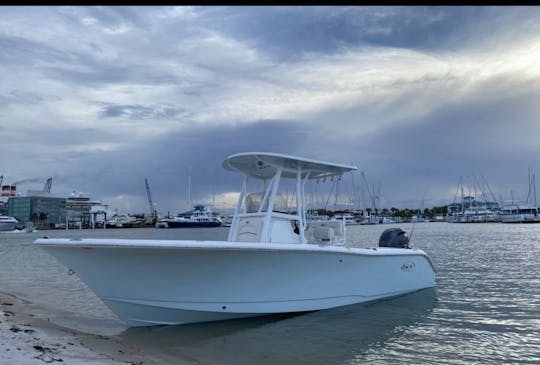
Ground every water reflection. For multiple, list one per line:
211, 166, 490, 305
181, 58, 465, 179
121, 288, 437, 365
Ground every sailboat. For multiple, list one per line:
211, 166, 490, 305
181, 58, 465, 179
445, 176, 500, 223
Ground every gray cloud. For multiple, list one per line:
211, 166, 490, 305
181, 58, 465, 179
98, 103, 189, 120
195, 6, 540, 60
351, 77, 540, 206
59, 119, 306, 197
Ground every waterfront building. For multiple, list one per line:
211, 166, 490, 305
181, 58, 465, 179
8, 196, 66, 228
0, 199, 8, 215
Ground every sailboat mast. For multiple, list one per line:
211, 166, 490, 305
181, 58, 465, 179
527, 168, 532, 205
334, 176, 339, 212
534, 172, 537, 207
460, 177, 464, 214
187, 166, 193, 209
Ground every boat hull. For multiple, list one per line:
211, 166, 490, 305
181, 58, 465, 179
500, 214, 540, 223
35, 239, 436, 327
0, 222, 18, 231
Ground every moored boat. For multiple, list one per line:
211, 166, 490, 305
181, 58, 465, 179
156, 205, 222, 228
0, 215, 21, 231
499, 201, 540, 223
499, 170, 540, 223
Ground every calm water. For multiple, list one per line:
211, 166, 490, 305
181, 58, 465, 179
0, 223, 539, 364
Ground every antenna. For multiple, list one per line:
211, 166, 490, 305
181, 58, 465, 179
409, 188, 427, 244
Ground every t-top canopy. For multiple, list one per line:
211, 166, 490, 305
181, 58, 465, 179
222, 152, 357, 180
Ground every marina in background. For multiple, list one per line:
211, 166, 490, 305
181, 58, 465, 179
1, 169, 540, 231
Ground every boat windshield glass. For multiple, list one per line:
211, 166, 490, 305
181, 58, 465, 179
246, 192, 293, 213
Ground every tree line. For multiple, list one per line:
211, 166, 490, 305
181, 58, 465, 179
315, 205, 449, 219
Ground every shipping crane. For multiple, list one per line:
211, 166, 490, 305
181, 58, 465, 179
43, 177, 52, 193
145, 177, 157, 224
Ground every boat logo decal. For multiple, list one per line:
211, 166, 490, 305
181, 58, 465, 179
401, 263, 415, 271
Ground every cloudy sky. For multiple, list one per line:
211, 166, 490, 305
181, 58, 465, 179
2, 6, 540, 214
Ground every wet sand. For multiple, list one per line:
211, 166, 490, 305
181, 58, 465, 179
0, 291, 162, 365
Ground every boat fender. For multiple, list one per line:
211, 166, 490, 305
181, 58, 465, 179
379, 228, 410, 248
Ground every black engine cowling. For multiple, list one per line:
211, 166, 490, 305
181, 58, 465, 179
379, 228, 410, 248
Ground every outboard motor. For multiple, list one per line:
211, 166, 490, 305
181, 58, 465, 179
379, 228, 410, 248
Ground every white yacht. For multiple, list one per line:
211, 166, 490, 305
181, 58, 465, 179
0, 215, 20, 231
156, 205, 222, 228
35, 152, 436, 327
499, 201, 540, 223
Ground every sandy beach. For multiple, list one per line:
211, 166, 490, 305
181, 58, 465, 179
0, 292, 157, 365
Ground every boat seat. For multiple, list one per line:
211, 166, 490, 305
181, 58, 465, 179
313, 226, 335, 241
306, 220, 346, 244
324, 221, 344, 237
235, 217, 262, 242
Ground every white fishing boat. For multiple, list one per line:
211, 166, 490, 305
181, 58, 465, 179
34, 152, 436, 327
